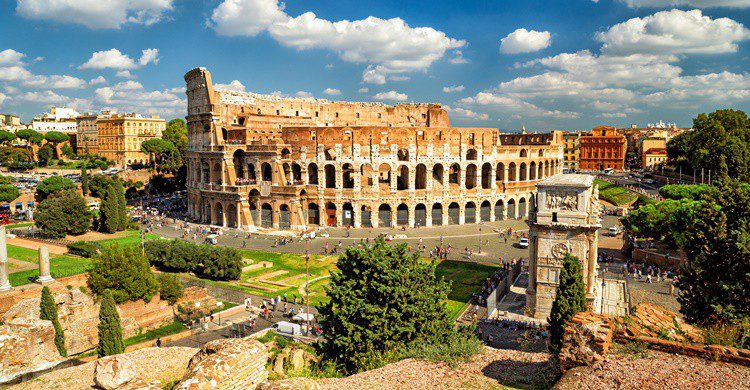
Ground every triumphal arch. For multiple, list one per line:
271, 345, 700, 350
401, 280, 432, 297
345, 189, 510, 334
526, 174, 602, 319
183, 67, 565, 231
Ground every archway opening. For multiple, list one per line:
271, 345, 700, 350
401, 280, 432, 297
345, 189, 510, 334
308, 203, 320, 225
326, 202, 337, 227
465, 164, 477, 189
342, 163, 354, 189
397, 165, 409, 191
507, 199, 517, 219
396, 204, 409, 226
261, 203, 273, 228
415, 164, 427, 190
494, 200, 505, 221
432, 164, 444, 188
415, 203, 427, 227
431, 203, 443, 226
465, 201, 477, 224
378, 204, 392, 227
325, 164, 336, 188
308, 163, 319, 185
279, 204, 291, 229
480, 200, 491, 222
342, 202, 354, 227
261, 163, 272, 182
448, 202, 460, 225
361, 205, 372, 228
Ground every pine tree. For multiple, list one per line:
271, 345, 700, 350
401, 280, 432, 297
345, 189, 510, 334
81, 166, 89, 196
548, 253, 588, 354
40, 286, 67, 357
114, 180, 128, 229
97, 289, 124, 358
99, 184, 120, 233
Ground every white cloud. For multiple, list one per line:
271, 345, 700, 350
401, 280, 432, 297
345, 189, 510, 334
597, 9, 750, 55
460, 92, 580, 119
16, 0, 175, 29
362, 65, 387, 85
0, 66, 32, 81
116, 70, 135, 78
389, 75, 410, 82
373, 90, 408, 101
618, 0, 750, 8
295, 91, 313, 98
23, 74, 87, 89
79, 48, 160, 70
94, 80, 185, 117
443, 106, 489, 120
500, 28, 552, 54
325, 64, 334, 70
0, 93, 7, 107
0, 49, 25, 67
443, 85, 465, 93
89, 76, 107, 85
213, 80, 246, 92
358, 87, 369, 93
323, 88, 341, 96
17, 90, 69, 104
449, 50, 469, 64
210, 0, 465, 82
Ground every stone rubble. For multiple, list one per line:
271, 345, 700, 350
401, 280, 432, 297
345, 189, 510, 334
93, 355, 137, 390
558, 311, 614, 371
178, 338, 268, 390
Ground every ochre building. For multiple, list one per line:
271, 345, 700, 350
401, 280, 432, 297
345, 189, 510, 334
184, 68, 565, 231
579, 126, 626, 171
97, 114, 166, 166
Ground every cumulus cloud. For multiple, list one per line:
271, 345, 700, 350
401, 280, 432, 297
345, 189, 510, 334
294, 91, 313, 98
323, 88, 341, 96
597, 9, 750, 55
23, 74, 87, 89
213, 80, 246, 92
358, 87, 369, 93
0, 93, 7, 106
94, 80, 185, 117
617, 0, 750, 8
89, 76, 107, 85
443, 85, 465, 93
500, 28, 552, 54
449, 50, 469, 64
79, 48, 160, 70
116, 70, 134, 78
460, 93, 580, 119
443, 106, 489, 120
0, 49, 25, 67
210, 0, 465, 83
362, 65, 387, 85
17, 90, 70, 104
16, 0, 175, 29
373, 90, 408, 101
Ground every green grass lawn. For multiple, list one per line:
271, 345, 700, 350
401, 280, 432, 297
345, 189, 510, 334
94, 230, 160, 247
124, 319, 188, 347
435, 260, 502, 321
5, 222, 35, 229
235, 250, 338, 299
9, 255, 90, 286
595, 179, 637, 206
8, 244, 42, 263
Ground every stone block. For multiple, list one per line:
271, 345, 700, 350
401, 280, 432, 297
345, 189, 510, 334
93, 355, 136, 390
178, 338, 268, 389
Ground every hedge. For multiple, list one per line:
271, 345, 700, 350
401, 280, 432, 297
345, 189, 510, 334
144, 240, 242, 281
67, 241, 102, 258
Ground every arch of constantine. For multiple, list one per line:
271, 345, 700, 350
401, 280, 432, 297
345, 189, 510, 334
184, 68, 565, 231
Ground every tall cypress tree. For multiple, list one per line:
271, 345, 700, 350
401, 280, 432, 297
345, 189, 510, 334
97, 289, 124, 358
39, 286, 67, 357
114, 180, 128, 229
80, 166, 89, 196
99, 184, 120, 233
548, 253, 588, 354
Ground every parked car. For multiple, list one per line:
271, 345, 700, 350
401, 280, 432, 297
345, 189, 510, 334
519, 237, 529, 249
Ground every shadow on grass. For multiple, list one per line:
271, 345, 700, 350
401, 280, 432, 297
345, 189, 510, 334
481, 356, 559, 390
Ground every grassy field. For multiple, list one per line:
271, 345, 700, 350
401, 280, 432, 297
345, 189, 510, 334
595, 179, 637, 206
9, 255, 91, 286
435, 260, 502, 321
124, 320, 188, 347
8, 244, 42, 264
94, 230, 161, 247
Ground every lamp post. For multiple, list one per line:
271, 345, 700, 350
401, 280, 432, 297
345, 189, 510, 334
216, 301, 223, 326
478, 227, 482, 254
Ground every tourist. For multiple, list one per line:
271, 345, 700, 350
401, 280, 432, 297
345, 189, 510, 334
156, 337, 162, 348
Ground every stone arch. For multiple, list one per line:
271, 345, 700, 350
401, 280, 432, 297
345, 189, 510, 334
204, 202, 211, 224
212, 162, 222, 184
508, 162, 517, 181
249, 201, 259, 226
308, 202, 320, 225
213, 201, 224, 226
279, 204, 291, 229
361, 164, 374, 187
481, 163, 492, 189
519, 197, 527, 218
397, 165, 409, 191
232, 149, 246, 180
544, 161, 550, 177
342, 202, 354, 227
361, 205, 372, 228
324, 164, 336, 188
496, 163, 505, 183
396, 204, 409, 226
282, 163, 291, 184
480, 200, 491, 222
414, 203, 427, 227
507, 198, 517, 219
397, 148, 409, 161
519, 162, 527, 181
448, 163, 460, 186
378, 163, 392, 187
342, 163, 354, 189
325, 202, 337, 227
415, 164, 427, 190
431, 203, 443, 226
325, 149, 337, 161
291, 163, 302, 183
378, 203, 392, 228
537, 161, 544, 179
448, 202, 460, 225
308, 163, 319, 185
281, 148, 291, 159
494, 199, 505, 220
247, 163, 257, 182
432, 164, 444, 188
226, 203, 238, 228
261, 203, 273, 228
520, 149, 528, 158
261, 162, 272, 182
466, 148, 477, 160
465, 164, 477, 189
201, 161, 210, 183
465, 201, 477, 223
529, 161, 537, 180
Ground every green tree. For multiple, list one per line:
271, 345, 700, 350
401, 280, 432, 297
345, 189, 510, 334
97, 289, 124, 358
36, 176, 76, 201
0, 130, 16, 146
35, 190, 92, 238
99, 183, 127, 233
141, 138, 176, 171
87, 245, 158, 304
114, 181, 128, 229
40, 286, 67, 357
548, 254, 587, 354
316, 238, 458, 374
81, 166, 89, 196
16, 129, 44, 159
44, 131, 70, 159
163, 119, 188, 162
60, 143, 75, 159
89, 174, 114, 198
157, 273, 183, 305
0, 184, 20, 203
37, 144, 54, 167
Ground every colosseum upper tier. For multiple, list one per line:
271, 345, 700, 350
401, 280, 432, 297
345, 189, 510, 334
184, 68, 564, 231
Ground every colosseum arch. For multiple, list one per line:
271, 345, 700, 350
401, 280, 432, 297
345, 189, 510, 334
342, 202, 354, 227
378, 204, 392, 227
466, 148, 477, 161
247, 163, 257, 182
308, 163, 319, 185
261, 163, 272, 182
324, 164, 336, 188
481, 163, 492, 189
448, 164, 460, 187
432, 164, 444, 188
397, 148, 409, 161
204, 202, 211, 224
279, 204, 291, 229
249, 201, 259, 226
361, 164, 374, 187
520, 149, 528, 158
448, 202, 460, 224
465, 164, 477, 189
508, 162, 517, 181
282, 163, 291, 184
226, 203, 238, 228
307, 202, 319, 225
233, 150, 246, 179
431, 203, 443, 226
496, 163, 505, 183
519, 197, 527, 217
537, 161, 544, 179
494, 199, 505, 220
397, 165, 409, 191
544, 161, 550, 177
261, 203, 273, 227
507, 198, 517, 219
415, 164, 427, 190
480, 200, 491, 222
529, 162, 537, 180
519, 162, 528, 181
361, 205, 373, 227
325, 202, 337, 226
212, 163, 222, 184
291, 163, 302, 183
281, 148, 291, 159
397, 203, 409, 226
465, 201, 477, 223
342, 163, 354, 189
378, 163, 392, 189
415, 203, 427, 227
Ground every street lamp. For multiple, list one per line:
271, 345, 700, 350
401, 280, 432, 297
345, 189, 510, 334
478, 227, 482, 254
216, 301, 223, 326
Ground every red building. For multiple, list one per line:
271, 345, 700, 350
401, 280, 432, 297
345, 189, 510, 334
579, 126, 627, 171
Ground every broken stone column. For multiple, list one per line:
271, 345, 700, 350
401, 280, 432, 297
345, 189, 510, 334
37, 245, 54, 284
0, 226, 11, 291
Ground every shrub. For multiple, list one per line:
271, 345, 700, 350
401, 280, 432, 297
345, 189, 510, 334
145, 240, 242, 281
66, 241, 102, 258
87, 245, 158, 303
158, 274, 183, 305
36, 176, 76, 201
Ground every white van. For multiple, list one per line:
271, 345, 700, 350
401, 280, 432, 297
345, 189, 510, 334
519, 237, 529, 249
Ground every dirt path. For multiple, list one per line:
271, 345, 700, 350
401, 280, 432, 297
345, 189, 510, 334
7, 237, 68, 254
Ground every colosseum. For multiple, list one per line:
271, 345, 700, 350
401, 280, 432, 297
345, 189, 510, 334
184, 68, 564, 231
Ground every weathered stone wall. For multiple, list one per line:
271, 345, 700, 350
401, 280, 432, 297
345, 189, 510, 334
178, 338, 268, 389
558, 312, 614, 371
0, 318, 64, 383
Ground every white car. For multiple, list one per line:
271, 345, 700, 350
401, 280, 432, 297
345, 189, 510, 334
607, 227, 620, 236
519, 237, 529, 249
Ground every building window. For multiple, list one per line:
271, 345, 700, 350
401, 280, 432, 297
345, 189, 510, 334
335, 112, 339, 118
356, 113, 360, 119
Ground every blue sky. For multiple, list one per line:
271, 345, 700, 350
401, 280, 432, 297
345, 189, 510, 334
1, 0, 749, 130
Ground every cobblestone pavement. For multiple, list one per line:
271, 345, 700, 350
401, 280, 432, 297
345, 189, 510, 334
600, 263, 681, 314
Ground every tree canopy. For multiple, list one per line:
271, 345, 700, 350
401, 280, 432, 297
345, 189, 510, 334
0, 184, 20, 203
40, 286, 67, 357
0, 130, 16, 146
548, 254, 587, 354
34, 190, 92, 238
16, 129, 44, 145
87, 245, 159, 304
97, 289, 124, 358
163, 118, 188, 161
36, 176, 76, 201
